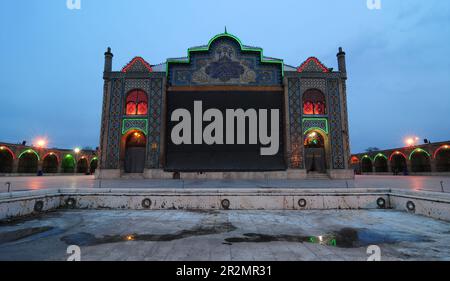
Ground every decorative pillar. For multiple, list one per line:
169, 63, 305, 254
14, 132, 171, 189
12, 158, 19, 173
406, 159, 412, 175
387, 159, 392, 174
430, 158, 437, 173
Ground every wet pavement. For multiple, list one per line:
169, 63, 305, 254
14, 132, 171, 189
1, 175, 450, 193
0, 209, 449, 261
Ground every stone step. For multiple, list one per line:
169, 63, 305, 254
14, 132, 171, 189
306, 172, 330, 180
120, 173, 145, 180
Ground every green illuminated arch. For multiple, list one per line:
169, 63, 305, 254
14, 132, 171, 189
18, 149, 40, 161
374, 153, 388, 161
409, 148, 431, 160
166, 32, 284, 77
361, 155, 373, 162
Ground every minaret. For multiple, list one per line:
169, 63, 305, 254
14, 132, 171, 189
337, 47, 347, 80
98, 47, 114, 177
104, 47, 113, 77
337, 47, 351, 170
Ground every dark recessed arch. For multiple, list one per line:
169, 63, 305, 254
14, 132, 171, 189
77, 158, 89, 174
361, 157, 373, 173
390, 153, 407, 174
90, 157, 98, 174
42, 154, 58, 173
410, 150, 431, 172
0, 146, 14, 173
435, 146, 450, 172
18, 150, 39, 173
374, 154, 388, 173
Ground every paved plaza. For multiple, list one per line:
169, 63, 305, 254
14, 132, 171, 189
1, 175, 449, 193
0, 209, 449, 261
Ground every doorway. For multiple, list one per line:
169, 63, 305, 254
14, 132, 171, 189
124, 131, 146, 173
304, 131, 326, 173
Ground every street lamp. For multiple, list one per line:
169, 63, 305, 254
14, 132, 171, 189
405, 136, 419, 147
35, 138, 48, 148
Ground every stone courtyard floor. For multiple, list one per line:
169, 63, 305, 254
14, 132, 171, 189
1, 209, 449, 261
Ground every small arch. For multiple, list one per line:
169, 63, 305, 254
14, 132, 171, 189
0, 146, 14, 173
351, 156, 360, 164
389, 151, 407, 161
410, 149, 431, 172
122, 127, 147, 138
43, 152, 59, 163
18, 149, 40, 161
0, 145, 15, 159
303, 127, 328, 137
42, 153, 58, 173
125, 89, 148, 116
62, 154, 76, 173
303, 89, 326, 115
374, 154, 388, 173
433, 145, 450, 159
361, 156, 373, 173
409, 148, 431, 160
435, 145, 450, 172
18, 150, 39, 173
90, 157, 98, 174
390, 152, 407, 174
77, 157, 89, 174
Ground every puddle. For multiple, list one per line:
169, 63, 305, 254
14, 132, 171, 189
223, 227, 432, 248
0, 226, 54, 244
60, 222, 237, 246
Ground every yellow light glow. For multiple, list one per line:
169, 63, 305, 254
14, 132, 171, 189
309, 132, 317, 138
34, 138, 48, 148
74, 148, 81, 154
0, 146, 4, 150
405, 138, 415, 146
125, 235, 135, 241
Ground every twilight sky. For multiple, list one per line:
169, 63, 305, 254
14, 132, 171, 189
0, 0, 449, 153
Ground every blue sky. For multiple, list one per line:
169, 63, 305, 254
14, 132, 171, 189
0, 0, 449, 153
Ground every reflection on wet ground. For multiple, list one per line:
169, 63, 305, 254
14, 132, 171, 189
60, 222, 237, 246
224, 228, 431, 248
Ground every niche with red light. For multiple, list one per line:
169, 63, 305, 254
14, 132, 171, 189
125, 90, 148, 115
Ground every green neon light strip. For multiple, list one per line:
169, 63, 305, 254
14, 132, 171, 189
409, 148, 431, 160
18, 149, 40, 160
166, 32, 285, 78
302, 118, 329, 135
374, 153, 388, 160
122, 119, 148, 135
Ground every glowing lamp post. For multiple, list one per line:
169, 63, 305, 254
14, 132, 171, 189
405, 136, 419, 147
34, 138, 48, 149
